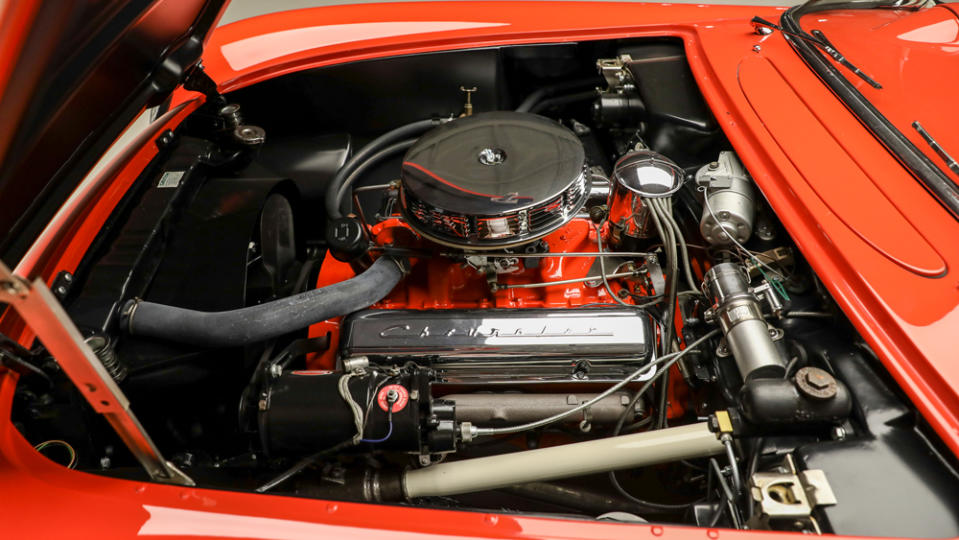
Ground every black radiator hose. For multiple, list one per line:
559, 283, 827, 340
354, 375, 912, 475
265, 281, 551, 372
120, 256, 407, 348
325, 119, 440, 220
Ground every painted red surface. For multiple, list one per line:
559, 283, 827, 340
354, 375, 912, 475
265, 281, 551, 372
307, 219, 641, 365
2, 2, 959, 538
307, 218, 690, 419
797, 6, 959, 185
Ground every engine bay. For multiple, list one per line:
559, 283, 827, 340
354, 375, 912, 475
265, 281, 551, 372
10, 39, 959, 536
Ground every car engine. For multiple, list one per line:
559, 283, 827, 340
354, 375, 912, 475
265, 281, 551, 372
12, 39, 959, 536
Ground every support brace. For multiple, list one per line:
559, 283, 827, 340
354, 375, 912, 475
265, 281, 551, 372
0, 261, 193, 486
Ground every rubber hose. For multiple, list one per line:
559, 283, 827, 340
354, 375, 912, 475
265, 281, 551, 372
515, 78, 601, 113
325, 119, 439, 220
528, 90, 598, 115
121, 256, 406, 348
333, 138, 418, 210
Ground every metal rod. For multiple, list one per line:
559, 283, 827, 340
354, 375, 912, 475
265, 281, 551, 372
441, 392, 639, 426
353, 184, 394, 194
473, 329, 719, 437
403, 422, 724, 498
445, 251, 653, 258
499, 271, 636, 289
367, 247, 652, 260
0, 261, 193, 486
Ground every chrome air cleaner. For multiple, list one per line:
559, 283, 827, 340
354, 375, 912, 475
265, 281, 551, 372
399, 112, 588, 249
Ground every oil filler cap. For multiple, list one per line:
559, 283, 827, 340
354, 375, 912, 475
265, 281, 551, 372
326, 216, 368, 262
795, 367, 839, 400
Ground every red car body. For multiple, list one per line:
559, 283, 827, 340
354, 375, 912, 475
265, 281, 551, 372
1, 1, 958, 537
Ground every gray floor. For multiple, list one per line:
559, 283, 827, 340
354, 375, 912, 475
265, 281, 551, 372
220, 0, 800, 26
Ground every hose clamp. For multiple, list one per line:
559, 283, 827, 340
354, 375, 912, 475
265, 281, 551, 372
120, 298, 141, 334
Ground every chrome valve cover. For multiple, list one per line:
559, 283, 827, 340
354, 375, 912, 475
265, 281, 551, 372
340, 308, 653, 385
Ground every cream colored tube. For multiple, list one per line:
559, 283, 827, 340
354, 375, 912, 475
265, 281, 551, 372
404, 422, 724, 498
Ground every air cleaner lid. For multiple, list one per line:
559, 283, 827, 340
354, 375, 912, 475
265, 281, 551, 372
401, 112, 586, 216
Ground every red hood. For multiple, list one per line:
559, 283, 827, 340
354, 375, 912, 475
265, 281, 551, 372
796, 4, 959, 196
0, 0, 228, 266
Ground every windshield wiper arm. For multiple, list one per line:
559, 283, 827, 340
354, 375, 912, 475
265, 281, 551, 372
809, 29, 882, 89
913, 121, 959, 175
751, 17, 882, 89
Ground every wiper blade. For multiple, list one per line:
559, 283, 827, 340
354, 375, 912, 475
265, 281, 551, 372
751, 16, 882, 89
913, 121, 959, 175
809, 29, 882, 89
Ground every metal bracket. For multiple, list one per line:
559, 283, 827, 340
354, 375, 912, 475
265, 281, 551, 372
596, 55, 636, 94
0, 261, 194, 486
182, 62, 224, 104
747, 454, 836, 533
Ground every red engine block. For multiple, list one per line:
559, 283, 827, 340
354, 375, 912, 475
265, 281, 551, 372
307, 217, 688, 418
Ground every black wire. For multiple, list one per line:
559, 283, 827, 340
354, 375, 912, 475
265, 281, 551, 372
620, 415, 653, 433
609, 470, 697, 512
708, 457, 742, 528
256, 439, 355, 493
655, 198, 681, 429
745, 437, 764, 522
709, 489, 727, 527
656, 363, 671, 429
603, 330, 720, 512
612, 331, 718, 438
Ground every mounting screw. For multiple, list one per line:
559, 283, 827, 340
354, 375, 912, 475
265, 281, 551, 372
753, 45, 762, 52
460, 86, 477, 117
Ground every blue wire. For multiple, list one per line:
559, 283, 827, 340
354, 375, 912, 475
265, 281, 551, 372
360, 419, 393, 444
361, 403, 395, 444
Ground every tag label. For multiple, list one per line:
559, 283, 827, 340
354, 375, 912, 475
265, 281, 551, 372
157, 171, 185, 188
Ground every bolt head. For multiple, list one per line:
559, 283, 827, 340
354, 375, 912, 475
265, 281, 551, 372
804, 370, 831, 390
794, 366, 839, 399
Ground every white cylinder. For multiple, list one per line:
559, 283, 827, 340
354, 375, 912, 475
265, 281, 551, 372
403, 422, 723, 498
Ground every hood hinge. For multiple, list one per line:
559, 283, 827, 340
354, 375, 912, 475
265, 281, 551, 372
0, 260, 194, 486
183, 62, 226, 107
